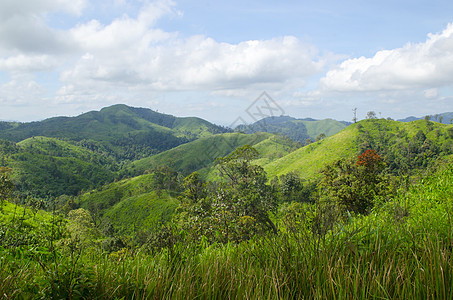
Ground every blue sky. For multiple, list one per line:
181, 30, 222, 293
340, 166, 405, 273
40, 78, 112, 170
1, 0, 453, 125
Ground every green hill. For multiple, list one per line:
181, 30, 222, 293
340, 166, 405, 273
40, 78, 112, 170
77, 174, 179, 235
236, 116, 349, 143
1, 137, 116, 197
263, 119, 453, 180
0, 104, 230, 161
127, 132, 281, 177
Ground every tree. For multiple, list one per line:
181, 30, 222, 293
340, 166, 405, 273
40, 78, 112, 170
183, 172, 207, 203
366, 111, 377, 119
278, 172, 314, 203
215, 145, 277, 235
319, 150, 388, 214
152, 165, 182, 193
0, 167, 14, 207
316, 133, 326, 142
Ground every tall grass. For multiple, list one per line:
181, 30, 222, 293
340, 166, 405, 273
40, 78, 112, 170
1, 161, 453, 299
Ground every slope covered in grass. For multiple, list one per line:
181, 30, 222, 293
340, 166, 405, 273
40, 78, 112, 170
77, 174, 178, 235
236, 115, 349, 143
263, 119, 453, 180
127, 132, 277, 176
263, 123, 358, 179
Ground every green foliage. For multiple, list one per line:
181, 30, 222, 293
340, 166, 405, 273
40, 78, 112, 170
128, 132, 273, 177
0, 167, 14, 206
236, 115, 348, 143
77, 174, 179, 235
356, 119, 452, 174
1, 151, 453, 299
0, 104, 230, 162
3, 110, 453, 298
177, 146, 277, 244
319, 150, 392, 214
276, 171, 316, 203
183, 172, 207, 203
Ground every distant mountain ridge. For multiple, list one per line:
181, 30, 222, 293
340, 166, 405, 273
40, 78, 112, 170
0, 104, 231, 161
235, 115, 350, 143
398, 112, 453, 124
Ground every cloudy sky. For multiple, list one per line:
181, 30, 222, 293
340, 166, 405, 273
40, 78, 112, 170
1, 0, 453, 125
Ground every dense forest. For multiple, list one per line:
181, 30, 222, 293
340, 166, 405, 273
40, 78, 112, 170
1, 106, 453, 298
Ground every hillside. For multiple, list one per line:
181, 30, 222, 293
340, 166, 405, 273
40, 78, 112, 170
262, 119, 453, 180
236, 115, 349, 143
77, 173, 179, 235
1, 137, 116, 197
399, 112, 453, 124
0, 104, 230, 161
126, 132, 297, 177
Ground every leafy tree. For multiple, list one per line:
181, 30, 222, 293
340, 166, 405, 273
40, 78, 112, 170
215, 145, 278, 235
178, 145, 277, 243
0, 167, 14, 207
316, 133, 326, 142
366, 111, 377, 119
183, 172, 207, 203
152, 165, 182, 193
319, 150, 389, 214
278, 172, 315, 203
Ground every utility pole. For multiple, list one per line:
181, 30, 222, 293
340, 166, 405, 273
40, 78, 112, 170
352, 108, 357, 123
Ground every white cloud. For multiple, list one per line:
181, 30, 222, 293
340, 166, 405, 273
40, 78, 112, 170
424, 88, 438, 99
0, 0, 86, 55
0, 0, 87, 18
0, 0, 324, 116
55, 2, 323, 99
319, 23, 453, 92
0, 75, 46, 105
0, 55, 59, 72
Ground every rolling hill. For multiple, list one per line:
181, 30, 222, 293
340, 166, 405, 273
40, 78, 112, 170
1, 137, 117, 197
77, 173, 179, 235
236, 116, 349, 143
262, 119, 453, 180
0, 104, 230, 161
126, 132, 301, 177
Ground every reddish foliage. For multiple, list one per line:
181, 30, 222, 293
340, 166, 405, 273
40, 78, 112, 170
356, 149, 382, 169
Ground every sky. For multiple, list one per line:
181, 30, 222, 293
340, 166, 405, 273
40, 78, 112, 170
1, 0, 453, 125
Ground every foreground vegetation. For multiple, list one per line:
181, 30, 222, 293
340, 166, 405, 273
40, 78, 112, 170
1, 153, 453, 298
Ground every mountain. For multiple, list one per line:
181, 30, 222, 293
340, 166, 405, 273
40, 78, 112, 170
235, 116, 349, 143
398, 112, 453, 124
0, 104, 231, 161
262, 119, 453, 180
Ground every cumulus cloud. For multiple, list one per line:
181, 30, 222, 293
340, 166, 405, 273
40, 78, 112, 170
51, 0, 324, 100
319, 23, 453, 92
0, 55, 60, 72
0, 75, 46, 105
0, 0, 85, 55
0, 0, 324, 103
